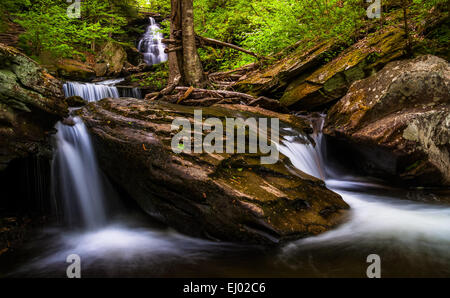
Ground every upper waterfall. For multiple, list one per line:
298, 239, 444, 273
137, 17, 167, 65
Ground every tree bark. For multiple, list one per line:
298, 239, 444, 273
181, 0, 207, 88
402, 0, 413, 57
168, 0, 183, 85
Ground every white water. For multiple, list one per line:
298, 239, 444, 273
6, 110, 450, 277
52, 117, 107, 228
278, 119, 450, 272
119, 87, 143, 99
29, 77, 228, 276
63, 78, 124, 102
138, 17, 167, 65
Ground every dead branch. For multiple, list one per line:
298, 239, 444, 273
177, 86, 195, 104
162, 34, 265, 60
196, 35, 264, 59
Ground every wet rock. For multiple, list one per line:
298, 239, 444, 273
0, 43, 67, 171
324, 55, 450, 186
79, 98, 349, 245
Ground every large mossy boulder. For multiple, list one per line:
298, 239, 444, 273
56, 58, 96, 81
0, 43, 67, 170
79, 98, 349, 245
280, 27, 405, 109
236, 26, 406, 111
235, 40, 343, 96
96, 41, 127, 77
324, 55, 450, 186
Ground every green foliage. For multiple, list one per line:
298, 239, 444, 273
134, 63, 168, 90
137, 0, 171, 17
2, 0, 448, 72
193, 0, 366, 71
12, 0, 132, 58
0, 0, 31, 13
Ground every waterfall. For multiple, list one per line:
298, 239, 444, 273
52, 117, 107, 228
53, 79, 124, 228
63, 78, 124, 102
279, 116, 450, 271
278, 115, 326, 180
119, 87, 143, 99
138, 17, 167, 65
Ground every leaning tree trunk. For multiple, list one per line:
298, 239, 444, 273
180, 0, 207, 88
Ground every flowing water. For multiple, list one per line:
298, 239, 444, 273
137, 17, 168, 65
52, 117, 107, 228
119, 87, 143, 99
63, 78, 124, 102
1, 108, 449, 277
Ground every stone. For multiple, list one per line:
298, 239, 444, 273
0, 43, 67, 171
324, 55, 450, 186
78, 98, 349, 245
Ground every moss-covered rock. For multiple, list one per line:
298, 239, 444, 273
56, 58, 96, 81
324, 55, 450, 186
96, 41, 127, 77
235, 40, 343, 97
0, 43, 67, 171
79, 98, 349, 245
280, 27, 406, 109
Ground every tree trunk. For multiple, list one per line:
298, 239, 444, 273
181, 0, 207, 88
168, 0, 183, 85
166, 0, 208, 90
402, 0, 413, 57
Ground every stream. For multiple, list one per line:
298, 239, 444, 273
0, 82, 449, 277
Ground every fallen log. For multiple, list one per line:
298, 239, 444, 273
175, 87, 256, 102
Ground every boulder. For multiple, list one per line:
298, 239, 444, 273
324, 55, 450, 186
235, 39, 342, 97
96, 41, 127, 77
0, 43, 67, 171
93, 63, 108, 77
78, 98, 349, 245
124, 45, 144, 66
236, 27, 406, 111
56, 58, 95, 81
280, 27, 406, 109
